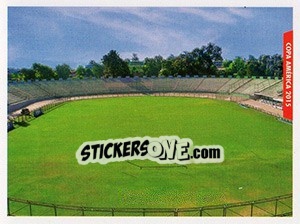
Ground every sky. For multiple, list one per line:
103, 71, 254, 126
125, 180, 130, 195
8, 7, 292, 69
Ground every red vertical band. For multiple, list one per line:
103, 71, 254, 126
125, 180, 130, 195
283, 30, 293, 121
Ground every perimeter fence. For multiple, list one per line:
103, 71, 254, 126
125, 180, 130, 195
8, 193, 292, 217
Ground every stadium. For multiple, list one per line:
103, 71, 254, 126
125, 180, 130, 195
7, 76, 292, 216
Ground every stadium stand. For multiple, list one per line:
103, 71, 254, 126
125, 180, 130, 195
228, 78, 252, 93
195, 78, 231, 93
8, 77, 283, 114
258, 81, 283, 98
7, 92, 27, 105
255, 79, 280, 93
216, 78, 238, 93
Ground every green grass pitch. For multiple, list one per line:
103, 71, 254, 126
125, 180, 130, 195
8, 96, 292, 211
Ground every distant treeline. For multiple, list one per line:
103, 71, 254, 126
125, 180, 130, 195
8, 43, 282, 82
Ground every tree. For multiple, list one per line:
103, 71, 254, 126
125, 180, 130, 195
102, 50, 130, 77
85, 68, 93, 77
10, 72, 25, 82
231, 57, 246, 77
86, 60, 97, 69
32, 63, 56, 80
196, 43, 222, 75
131, 53, 139, 62
143, 55, 163, 77
258, 54, 283, 77
172, 53, 189, 76
160, 56, 176, 77
270, 54, 283, 78
221, 59, 232, 76
203, 42, 223, 62
56, 64, 71, 80
76, 65, 86, 79
246, 55, 261, 77
86, 60, 103, 78
92, 63, 104, 78
222, 57, 247, 77
124, 58, 130, 63
161, 43, 223, 76
222, 60, 232, 68
20, 68, 36, 81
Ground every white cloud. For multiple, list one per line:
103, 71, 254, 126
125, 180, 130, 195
51, 7, 171, 26
98, 7, 172, 25
8, 7, 290, 68
227, 8, 254, 19
177, 8, 237, 25
51, 7, 220, 59
120, 27, 219, 60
